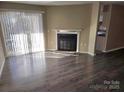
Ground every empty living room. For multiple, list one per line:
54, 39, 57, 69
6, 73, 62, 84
0, 0, 124, 92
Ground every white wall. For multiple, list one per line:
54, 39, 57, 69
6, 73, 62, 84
88, 2, 100, 55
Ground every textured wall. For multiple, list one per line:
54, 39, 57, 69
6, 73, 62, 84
46, 4, 92, 52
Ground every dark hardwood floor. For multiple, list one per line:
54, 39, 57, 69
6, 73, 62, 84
0, 49, 124, 92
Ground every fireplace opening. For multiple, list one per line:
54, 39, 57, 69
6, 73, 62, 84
57, 33, 77, 51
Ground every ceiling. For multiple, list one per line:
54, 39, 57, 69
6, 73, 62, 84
10, 1, 93, 6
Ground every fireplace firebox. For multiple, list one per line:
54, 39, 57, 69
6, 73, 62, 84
57, 33, 77, 51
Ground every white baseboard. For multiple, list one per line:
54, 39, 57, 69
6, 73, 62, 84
103, 47, 124, 53
79, 51, 95, 56
79, 51, 88, 54
0, 59, 5, 78
46, 49, 57, 51
88, 52, 96, 56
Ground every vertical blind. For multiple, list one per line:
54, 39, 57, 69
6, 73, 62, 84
0, 10, 45, 56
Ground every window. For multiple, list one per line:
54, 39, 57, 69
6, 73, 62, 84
0, 10, 45, 56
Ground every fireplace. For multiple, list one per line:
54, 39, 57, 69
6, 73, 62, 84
57, 33, 77, 51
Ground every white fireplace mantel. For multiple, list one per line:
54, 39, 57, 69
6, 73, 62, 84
55, 29, 81, 52
56, 29, 82, 32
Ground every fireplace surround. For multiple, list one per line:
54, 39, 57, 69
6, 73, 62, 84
56, 29, 81, 52
57, 33, 77, 51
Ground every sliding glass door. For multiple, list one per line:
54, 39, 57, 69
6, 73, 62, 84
0, 10, 45, 56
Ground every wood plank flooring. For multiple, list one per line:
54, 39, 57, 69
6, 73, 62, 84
0, 49, 124, 92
